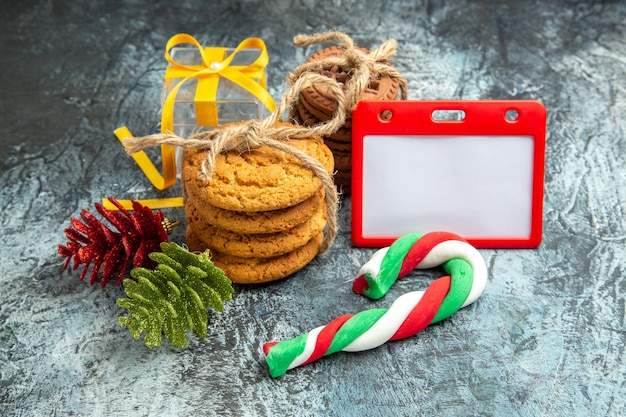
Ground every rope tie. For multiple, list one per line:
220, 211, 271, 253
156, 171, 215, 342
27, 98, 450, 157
288, 31, 408, 112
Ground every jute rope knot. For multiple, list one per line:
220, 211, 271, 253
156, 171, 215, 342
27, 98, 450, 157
288, 32, 408, 112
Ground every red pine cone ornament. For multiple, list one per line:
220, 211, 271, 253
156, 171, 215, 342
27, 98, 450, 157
58, 198, 173, 287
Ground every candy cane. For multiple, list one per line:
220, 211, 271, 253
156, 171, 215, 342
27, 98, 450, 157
263, 232, 487, 377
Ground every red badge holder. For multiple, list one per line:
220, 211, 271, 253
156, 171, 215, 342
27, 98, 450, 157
351, 100, 547, 249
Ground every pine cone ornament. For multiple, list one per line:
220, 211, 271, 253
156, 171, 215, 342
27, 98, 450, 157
58, 197, 173, 288
116, 242, 234, 348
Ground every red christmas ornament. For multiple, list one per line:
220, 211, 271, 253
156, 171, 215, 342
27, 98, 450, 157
58, 197, 176, 287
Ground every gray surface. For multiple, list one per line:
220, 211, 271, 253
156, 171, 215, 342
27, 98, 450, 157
1, 1, 625, 416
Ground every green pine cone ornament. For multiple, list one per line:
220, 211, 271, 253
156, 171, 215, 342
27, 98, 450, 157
116, 242, 233, 348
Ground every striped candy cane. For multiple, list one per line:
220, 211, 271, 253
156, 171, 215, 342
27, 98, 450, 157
263, 231, 487, 377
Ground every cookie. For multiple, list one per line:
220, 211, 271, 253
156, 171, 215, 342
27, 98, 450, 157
327, 127, 352, 143
294, 98, 353, 137
185, 205, 327, 258
297, 90, 352, 130
333, 169, 352, 193
183, 122, 334, 212
334, 169, 352, 184
333, 151, 352, 172
294, 99, 321, 127
295, 98, 353, 150
323, 137, 352, 153
186, 189, 324, 235
187, 232, 324, 284
300, 45, 400, 119
299, 91, 336, 123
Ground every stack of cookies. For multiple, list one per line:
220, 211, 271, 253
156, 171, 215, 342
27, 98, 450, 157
183, 123, 334, 284
293, 45, 401, 194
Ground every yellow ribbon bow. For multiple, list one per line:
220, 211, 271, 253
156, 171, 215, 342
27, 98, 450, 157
108, 34, 276, 210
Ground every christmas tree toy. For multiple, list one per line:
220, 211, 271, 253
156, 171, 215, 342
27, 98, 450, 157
58, 197, 178, 287
116, 242, 234, 348
263, 232, 487, 377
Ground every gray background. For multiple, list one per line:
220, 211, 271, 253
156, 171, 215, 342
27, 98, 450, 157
1, 1, 625, 416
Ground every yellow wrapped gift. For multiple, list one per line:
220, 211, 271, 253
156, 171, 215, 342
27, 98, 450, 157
110, 34, 275, 209
161, 33, 275, 137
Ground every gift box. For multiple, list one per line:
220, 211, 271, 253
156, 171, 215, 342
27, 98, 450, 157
160, 34, 275, 138
156, 34, 276, 178
109, 34, 275, 209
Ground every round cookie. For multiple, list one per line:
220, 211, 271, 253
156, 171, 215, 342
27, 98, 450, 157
334, 169, 351, 183
327, 126, 352, 143
295, 102, 352, 148
300, 45, 400, 119
323, 137, 352, 153
183, 122, 334, 212
294, 99, 320, 127
294, 98, 351, 132
294, 88, 352, 143
188, 232, 324, 284
333, 151, 352, 172
186, 189, 324, 234
299, 91, 336, 124
333, 170, 352, 194
186, 205, 327, 258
